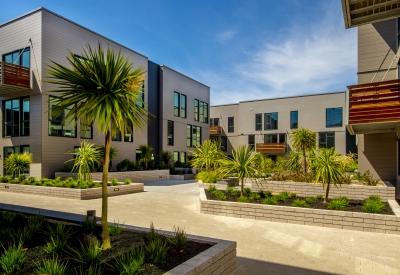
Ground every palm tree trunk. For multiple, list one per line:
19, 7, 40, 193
241, 178, 244, 197
101, 130, 111, 249
302, 148, 307, 173
324, 179, 330, 204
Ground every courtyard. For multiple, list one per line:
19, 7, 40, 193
0, 180, 399, 275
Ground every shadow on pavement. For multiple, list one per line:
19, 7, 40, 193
235, 257, 335, 275
143, 180, 196, 186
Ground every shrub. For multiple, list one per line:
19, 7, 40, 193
327, 197, 349, 211
111, 178, 119, 186
17, 174, 26, 183
0, 242, 25, 273
109, 246, 144, 275
257, 191, 266, 199
264, 190, 272, 197
27, 177, 36, 183
275, 193, 288, 202
145, 238, 168, 265
316, 194, 324, 200
195, 170, 220, 183
168, 226, 188, 251
43, 237, 68, 257
226, 186, 234, 193
243, 187, 252, 196
262, 197, 278, 205
337, 174, 352, 185
362, 195, 385, 213
237, 196, 249, 203
4, 152, 32, 177
212, 190, 226, 201
81, 215, 97, 234
231, 190, 241, 197
35, 258, 68, 275
127, 161, 136, 171
249, 193, 261, 200
73, 264, 104, 275
124, 178, 132, 185
291, 199, 308, 207
208, 185, 217, 192
109, 221, 123, 236
305, 196, 318, 204
70, 237, 102, 264
47, 222, 75, 241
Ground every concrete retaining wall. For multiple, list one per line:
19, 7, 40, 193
251, 180, 395, 202
0, 183, 144, 200
199, 188, 400, 235
170, 174, 195, 180
55, 170, 170, 182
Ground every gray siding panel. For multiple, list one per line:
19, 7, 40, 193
147, 61, 160, 157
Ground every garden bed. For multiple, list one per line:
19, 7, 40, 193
0, 208, 236, 275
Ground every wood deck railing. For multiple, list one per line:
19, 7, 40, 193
210, 125, 222, 135
348, 79, 400, 124
256, 143, 286, 153
0, 62, 30, 88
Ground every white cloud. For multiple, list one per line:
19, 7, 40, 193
216, 30, 236, 43
203, 6, 357, 106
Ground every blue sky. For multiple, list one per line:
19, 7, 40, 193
0, 0, 357, 105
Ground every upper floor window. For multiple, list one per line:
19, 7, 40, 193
186, 125, 192, 147
174, 92, 180, 117
326, 107, 342, 127
192, 126, 201, 147
181, 94, 187, 118
264, 112, 278, 130
255, 113, 262, 131
319, 132, 335, 149
264, 133, 285, 143
199, 101, 208, 123
48, 96, 76, 138
228, 117, 234, 133
3, 47, 30, 68
290, 111, 298, 129
167, 120, 174, 146
80, 118, 92, 139
210, 118, 219, 126
194, 99, 199, 121
111, 123, 121, 141
137, 83, 145, 108
124, 123, 133, 142
3, 97, 30, 137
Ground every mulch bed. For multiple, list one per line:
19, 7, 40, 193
205, 189, 395, 215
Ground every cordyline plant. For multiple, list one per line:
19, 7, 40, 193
290, 127, 316, 173
190, 140, 225, 171
65, 140, 101, 182
4, 152, 32, 177
47, 42, 149, 249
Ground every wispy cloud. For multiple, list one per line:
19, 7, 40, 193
216, 30, 236, 43
202, 6, 357, 105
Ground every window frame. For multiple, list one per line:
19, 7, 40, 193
48, 96, 77, 138
248, 134, 255, 150
3, 96, 30, 137
186, 125, 192, 147
290, 111, 298, 129
319, 132, 335, 149
255, 113, 262, 131
194, 99, 199, 121
2, 47, 30, 68
167, 120, 174, 146
80, 118, 93, 139
221, 136, 227, 152
174, 92, 180, 117
326, 107, 343, 128
180, 94, 187, 118
264, 112, 278, 130
228, 117, 234, 133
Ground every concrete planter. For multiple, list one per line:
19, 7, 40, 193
252, 180, 395, 202
199, 188, 400, 235
0, 182, 143, 200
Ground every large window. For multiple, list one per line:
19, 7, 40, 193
264, 112, 278, 130
186, 125, 192, 147
192, 126, 201, 147
3, 47, 30, 68
255, 114, 262, 131
48, 96, 76, 138
199, 101, 208, 123
174, 92, 180, 117
326, 107, 342, 127
180, 152, 186, 164
194, 100, 199, 121
228, 117, 234, 133
174, 151, 179, 163
319, 132, 335, 149
181, 94, 187, 118
80, 118, 92, 139
248, 135, 255, 150
3, 97, 30, 137
221, 136, 227, 152
167, 120, 174, 146
290, 111, 298, 129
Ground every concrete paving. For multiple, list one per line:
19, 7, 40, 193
0, 180, 400, 275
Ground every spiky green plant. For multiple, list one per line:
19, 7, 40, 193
253, 153, 274, 177
35, 258, 68, 275
189, 140, 225, 171
69, 237, 102, 265
47, 42, 150, 249
159, 150, 173, 168
65, 141, 101, 182
0, 242, 25, 273
138, 144, 153, 170
4, 152, 32, 177
109, 246, 144, 275
290, 127, 316, 173
168, 226, 188, 251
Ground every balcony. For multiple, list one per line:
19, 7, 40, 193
0, 62, 31, 95
210, 125, 222, 135
256, 143, 286, 154
346, 79, 400, 135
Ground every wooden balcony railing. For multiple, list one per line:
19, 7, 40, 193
256, 143, 286, 153
210, 125, 222, 135
348, 79, 400, 125
0, 62, 30, 94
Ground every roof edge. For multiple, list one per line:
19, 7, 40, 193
160, 64, 210, 88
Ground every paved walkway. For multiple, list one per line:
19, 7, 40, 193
1, 180, 400, 275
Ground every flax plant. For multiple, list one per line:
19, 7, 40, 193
47, 42, 150, 249
190, 140, 225, 171
66, 141, 101, 182
4, 152, 32, 177
290, 127, 316, 173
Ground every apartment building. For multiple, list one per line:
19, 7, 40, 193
210, 92, 356, 157
0, 8, 210, 178
341, 0, 400, 199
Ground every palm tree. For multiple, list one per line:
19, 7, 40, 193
312, 148, 343, 203
290, 127, 316, 173
47, 43, 148, 249
219, 145, 259, 197
66, 141, 101, 182
4, 152, 32, 177
190, 140, 225, 171
138, 144, 153, 170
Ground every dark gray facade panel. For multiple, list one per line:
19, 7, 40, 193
147, 61, 160, 159
345, 129, 357, 154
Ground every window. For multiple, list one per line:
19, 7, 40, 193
199, 101, 208, 123
279, 133, 286, 143
264, 112, 278, 130
255, 114, 262, 131
210, 118, 219, 126
124, 122, 133, 142
181, 94, 187, 118
48, 96, 76, 138
319, 132, 335, 149
248, 135, 255, 150
3, 97, 30, 137
194, 99, 199, 121
174, 92, 180, 117
167, 120, 174, 146
263, 133, 285, 143
174, 151, 179, 163
290, 111, 298, 129
228, 117, 234, 133
137, 83, 145, 108
186, 125, 192, 147
221, 136, 227, 152
326, 107, 342, 127
3, 145, 30, 175
3, 47, 30, 68
80, 118, 92, 139
180, 152, 186, 164
192, 126, 201, 147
